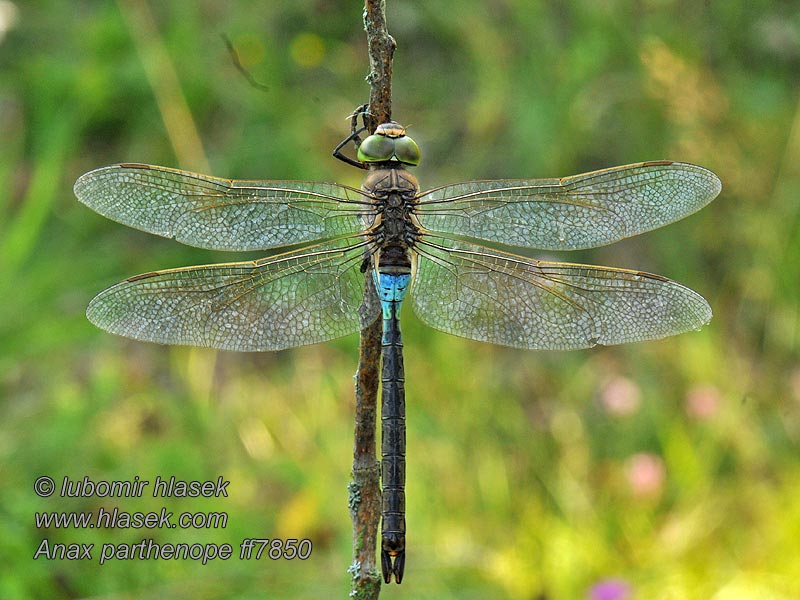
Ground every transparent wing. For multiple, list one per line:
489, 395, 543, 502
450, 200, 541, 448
86, 239, 374, 351
74, 164, 368, 251
416, 161, 721, 251
411, 237, 711, 350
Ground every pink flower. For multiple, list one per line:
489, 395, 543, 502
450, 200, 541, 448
600, 376, 641, 417
625, 453, 665, 499
589, 578, 631, 600
685, 384, 721, 420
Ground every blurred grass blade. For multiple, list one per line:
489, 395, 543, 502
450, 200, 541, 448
116, 0, 209, 173
0, 111, 74, 278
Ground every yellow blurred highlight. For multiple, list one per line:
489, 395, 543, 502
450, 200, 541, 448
640, 37, 748, 195
277, 490, 318, 538
488, 546, 542, 598
171, 346, 217, 407
290, 32, 326, 68
641, 38, 728, 127
238, 417, 275, 460
225, 466, 259, 509
0, 0, 18, 42
711, 574, 796, 600
97, 397, 146, 452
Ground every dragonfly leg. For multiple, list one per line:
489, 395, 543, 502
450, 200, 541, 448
347, 103, 371, 141
332, 104, 372, 169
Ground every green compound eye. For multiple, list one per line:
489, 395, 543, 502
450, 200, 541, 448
357, 134, 395, 163
393, 136, 420, 166
356, 130, 421, 166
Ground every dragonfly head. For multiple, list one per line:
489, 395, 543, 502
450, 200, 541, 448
358, 121, 421, 167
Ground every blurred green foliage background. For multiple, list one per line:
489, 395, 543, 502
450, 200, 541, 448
1, 1, 799, 598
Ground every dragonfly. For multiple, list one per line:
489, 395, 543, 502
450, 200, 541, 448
75, 116, 721, 584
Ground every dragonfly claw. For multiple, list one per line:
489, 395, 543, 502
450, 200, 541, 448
346, 102, 371, 122
381, 549, 405, 584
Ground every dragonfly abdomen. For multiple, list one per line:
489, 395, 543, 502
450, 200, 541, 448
379, 297, 407, 584
373, 244, 410, 584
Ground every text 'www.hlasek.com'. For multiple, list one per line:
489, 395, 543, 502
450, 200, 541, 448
32, 475, 312, 565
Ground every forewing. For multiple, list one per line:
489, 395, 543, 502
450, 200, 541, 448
411, 237, 711, 350
86, 239, 373, 351
417, 161, 721, 250
74, 164, 366, 251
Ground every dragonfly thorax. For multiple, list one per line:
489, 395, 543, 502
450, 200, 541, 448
363, 168, 421, 247
362, 165, 419, 194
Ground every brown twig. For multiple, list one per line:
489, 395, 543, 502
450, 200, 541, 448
363, 0, 396, 129
350, 1, 395, 597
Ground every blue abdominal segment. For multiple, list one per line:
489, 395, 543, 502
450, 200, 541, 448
373, 271, 411, 322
